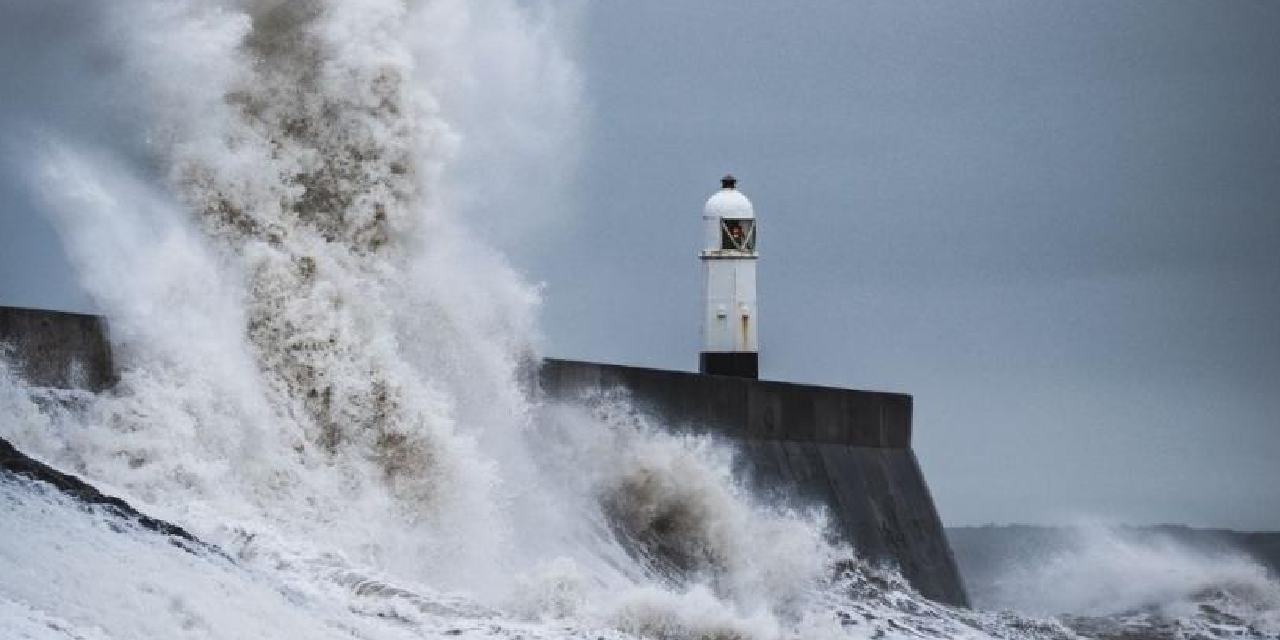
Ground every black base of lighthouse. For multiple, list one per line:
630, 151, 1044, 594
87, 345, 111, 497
699, 352, 758, 379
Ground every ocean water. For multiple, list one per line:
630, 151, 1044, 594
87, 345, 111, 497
2, 2, 1278, 639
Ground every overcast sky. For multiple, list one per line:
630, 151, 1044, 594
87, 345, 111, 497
3, 1, 1279, 530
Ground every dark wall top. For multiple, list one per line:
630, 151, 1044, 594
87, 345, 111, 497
0, 305, 114, 392
540, 358, 912, 448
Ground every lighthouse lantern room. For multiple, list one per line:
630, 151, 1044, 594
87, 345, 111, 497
700, 175, 759, 378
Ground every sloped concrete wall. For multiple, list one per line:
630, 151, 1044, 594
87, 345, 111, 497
540, 358, 969, 607
0, 306, 114, 391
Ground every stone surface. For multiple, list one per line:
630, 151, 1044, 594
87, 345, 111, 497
541, 358, 914, 448
0, 306, 114, 391
539, 358, 970, 607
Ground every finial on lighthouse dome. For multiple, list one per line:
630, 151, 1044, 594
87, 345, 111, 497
704, 174, 755, 219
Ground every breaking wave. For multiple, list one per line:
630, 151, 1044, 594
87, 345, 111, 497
976, 526, 1280, 640
1, 2, 1278, 640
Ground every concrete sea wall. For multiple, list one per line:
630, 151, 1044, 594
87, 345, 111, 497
540, 358, 969, 607
0, 306, 114, 391
0, 305, 968, 607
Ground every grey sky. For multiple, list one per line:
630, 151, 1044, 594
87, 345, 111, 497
3, 2, 1279, 529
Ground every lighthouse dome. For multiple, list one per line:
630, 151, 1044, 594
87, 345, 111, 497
704, 175, 754, 219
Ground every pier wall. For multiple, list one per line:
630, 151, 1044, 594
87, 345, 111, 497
0, 305, 968, 606
0, 306, 113, 391
540, 358, 969, 606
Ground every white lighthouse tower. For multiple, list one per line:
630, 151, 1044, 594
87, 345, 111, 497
700, 175, 759, 378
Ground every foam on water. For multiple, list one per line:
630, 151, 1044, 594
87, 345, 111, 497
2, 2, 1278, 639
977, 526, 1280, 640
981, 526, 1280, 618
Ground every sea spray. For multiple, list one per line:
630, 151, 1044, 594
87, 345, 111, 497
4, 1, 1280, 640
33, 0, 527, 593
18, 0, 845, 619
976, 526, 1280, 638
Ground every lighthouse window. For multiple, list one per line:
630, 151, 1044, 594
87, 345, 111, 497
720, 219, 756, 251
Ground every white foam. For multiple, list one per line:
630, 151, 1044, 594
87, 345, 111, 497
3, 2, 1277, 640
985, 525, 1280, 624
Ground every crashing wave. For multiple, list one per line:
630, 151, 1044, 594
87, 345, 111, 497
1, 1, 1277, 640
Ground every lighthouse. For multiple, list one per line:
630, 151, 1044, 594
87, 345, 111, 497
700, 175, 759, 378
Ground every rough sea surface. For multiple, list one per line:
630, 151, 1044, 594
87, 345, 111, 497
2, 2, 1278, 639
